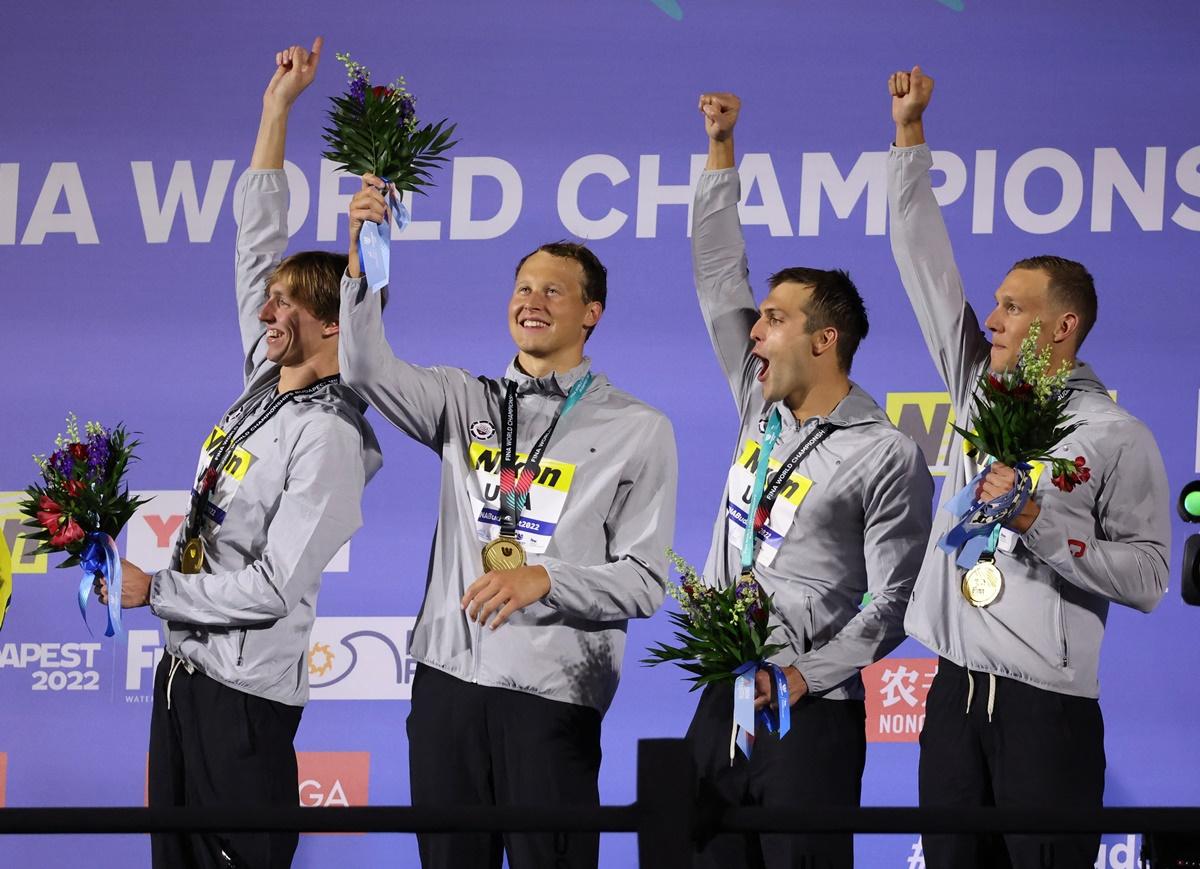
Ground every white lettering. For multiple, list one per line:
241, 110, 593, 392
449, 157, 522, 240
557, 154, 629, 239
1091, 147, 1166, 231
738, 153, 792, 236
1003, 148, 1084, 234
635, 154, 706, 238
21, 163, 98, 244
1170, 145, 1200, 231
132, 160, 235, 243
798, 151, 887, 236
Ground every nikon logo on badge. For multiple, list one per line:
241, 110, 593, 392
0, 641, 103, 693
863, 657, 938, 742
308, 617, 418, 700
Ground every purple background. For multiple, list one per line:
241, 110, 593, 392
2, 1, 1199, 865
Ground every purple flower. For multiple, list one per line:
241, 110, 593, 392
350, 74, 368, 104
86, 431, 111, 478
49, 450, 72, 478
398, 95, 415, 125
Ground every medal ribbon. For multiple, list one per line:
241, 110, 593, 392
498, 373, 593, 538
938, 460, 1033, 570
730, 661, 791, 761
182, 375, 342, 555
739, 411, 834, 573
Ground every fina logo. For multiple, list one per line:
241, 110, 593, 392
308, 617, 418, 701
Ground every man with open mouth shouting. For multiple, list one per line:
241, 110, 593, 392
338, 175, 678, 866
685, 92, 933, 869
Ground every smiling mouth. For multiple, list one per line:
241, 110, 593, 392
520, 318, 549, 330
266, 329, 283, 341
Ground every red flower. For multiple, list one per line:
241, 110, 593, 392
987, 374, 1034, 399
65, 479, 84, 497
36, 495, 63, 531
372, 85, 395, 99
1052, 473, 1075, 493
69, 442, 88, 461
50, 517, 84, 548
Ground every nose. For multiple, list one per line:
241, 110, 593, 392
258, 298, 275, 322
983, 305, 1001, 334
749, 314, 766, 344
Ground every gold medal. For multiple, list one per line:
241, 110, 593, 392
962, 556, 1003, 607
180, 537, 205, 575
482, 536, 526, 572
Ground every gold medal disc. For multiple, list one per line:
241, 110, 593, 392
962, 560, 1003, 608
180, 537, 205, 575
482, 536, 526, 572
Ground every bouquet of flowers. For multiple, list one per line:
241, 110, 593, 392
642, 549, 784, 687
18, 414, 148, 637
941, 320, 1091, 571
322, 52, 457, 291
954, 319, 1089, 492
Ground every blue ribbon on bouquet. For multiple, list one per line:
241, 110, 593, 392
731, 661, 791, 761
77, 532, 123, 639
358, 178, 410, 294
938, 461, 1033, 569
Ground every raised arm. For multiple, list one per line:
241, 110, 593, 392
233, 38, 323, 374
886, 66, 990, 405
692, 93, 760, 407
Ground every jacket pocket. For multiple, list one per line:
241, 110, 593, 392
1054, 579, 1069, 668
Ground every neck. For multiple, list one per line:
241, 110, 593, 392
515, 348, 584, 380
277, 355, 339, 394
783, 375, 851, 422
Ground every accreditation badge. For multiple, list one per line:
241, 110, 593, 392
468, 443, 576, 555
725, 438, 814, 568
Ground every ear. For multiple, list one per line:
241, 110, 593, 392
1051, 311, 1078, 346
322, 320, 340, 338
810, 325, 839, 359
584, 302, 603, 330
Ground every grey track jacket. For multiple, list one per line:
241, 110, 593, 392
338, 276, 678, 713
693, 168, 934, 701
888, 144, 1169, 698
150, 170, 382, 707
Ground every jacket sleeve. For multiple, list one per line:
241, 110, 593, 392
1022, 420, 1170, 613
149, 417, 366, 626
540, 413, 678, 622
888, 144, 991, 407
232, 169, 288, 384
338, 270, 458, 450
692, 168, 760, 411
792, 438, 934, 693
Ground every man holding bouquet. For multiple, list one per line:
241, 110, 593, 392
339, 178, 677, 864
887, 66, 1170, 868
687, 92, 933, 869
102, 38, 380, 869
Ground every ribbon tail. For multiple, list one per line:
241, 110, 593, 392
732, 661, 757, 762
76, 567, 94, 637
359, 218, 391, 293
102, 534, 123, 640
756, 663, 791, 738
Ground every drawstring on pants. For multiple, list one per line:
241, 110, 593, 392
165, 655, 195, 711
964, 671, 997, 723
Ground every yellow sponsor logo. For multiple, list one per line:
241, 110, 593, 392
886, 392, 957, 476
202, 427, 255, 481
736, 440, 814, 507
0, 492, 48, 574
468, 443, 576, 492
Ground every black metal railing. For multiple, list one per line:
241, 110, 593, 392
1, 739, 1197, 868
